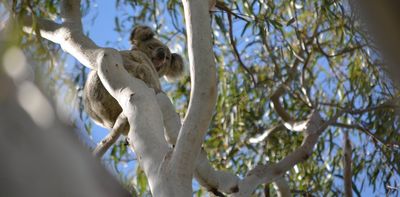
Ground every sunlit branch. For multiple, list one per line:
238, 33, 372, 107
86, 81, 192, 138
21, 16, 61, 43
171, 0, 218, 184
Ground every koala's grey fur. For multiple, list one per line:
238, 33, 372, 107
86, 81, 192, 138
84, 26, 184, 134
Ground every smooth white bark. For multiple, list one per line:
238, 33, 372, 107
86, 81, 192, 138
171, 0, 218, 181
96, 48, 174, 195
93, 113, 127, 158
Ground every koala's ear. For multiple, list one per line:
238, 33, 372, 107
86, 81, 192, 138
130, 26, 154, 44
164, 53, 184, 82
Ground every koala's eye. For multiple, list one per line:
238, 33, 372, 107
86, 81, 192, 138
148, 45, 154, 50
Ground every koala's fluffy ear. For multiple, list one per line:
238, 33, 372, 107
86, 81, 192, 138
164, 53, 184, 82
130, 26, 154, 44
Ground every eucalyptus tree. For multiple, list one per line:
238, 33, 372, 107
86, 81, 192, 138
1, 0, 399, 196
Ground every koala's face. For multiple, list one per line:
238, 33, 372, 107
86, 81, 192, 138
130, 26, 184, 80
135, 38, 172, 73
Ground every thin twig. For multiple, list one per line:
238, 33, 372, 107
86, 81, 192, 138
215, 2, 250, 22
227, 12, 257, 87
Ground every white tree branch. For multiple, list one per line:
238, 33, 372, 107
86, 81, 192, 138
270, 85, 310, 132
157, 93, 240, 195
93, 113, 127, 158
20, 0, 100, 69
96, 48, 171, 195
156, 93, 181, 145
171, 0, 217, 179
233, 111, 344, 196
21, 16, 62, 43
194, 150, 240, 194
56, 28, 101, 69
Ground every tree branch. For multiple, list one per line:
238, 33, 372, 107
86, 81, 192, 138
96, 48, 170, 195
157, 92, 240, 195
93, 113, 128, 158
343, 131, 353, 197
19, 0, 100, 70
233, 111, 344, 196
21, 16, 62, 43
194, 150, 240, 194
155, 93, 181, 145
171, 0, 217, 179
269, 59, 312, 132
227, 12, 257, 87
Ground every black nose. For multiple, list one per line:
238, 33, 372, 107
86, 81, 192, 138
156, 48, 166, 59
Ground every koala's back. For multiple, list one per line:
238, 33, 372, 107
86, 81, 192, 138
84, 71, 122, 129
83, 50, 161, 130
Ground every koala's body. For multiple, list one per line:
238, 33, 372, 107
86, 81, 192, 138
83, 26, 184, 134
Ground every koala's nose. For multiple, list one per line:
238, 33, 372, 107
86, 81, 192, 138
156, 48, 166, 59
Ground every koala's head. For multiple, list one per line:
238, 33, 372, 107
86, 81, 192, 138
130, 26, 184, 81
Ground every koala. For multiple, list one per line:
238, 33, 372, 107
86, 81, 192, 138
83, 26, 184, 135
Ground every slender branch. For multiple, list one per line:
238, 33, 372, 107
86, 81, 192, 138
194, 149, 240, 194
155, 93, 181, 145
19, 0, 99, 69
215, 2, 250, 22
233, 110, 345, 196
227, 12, 257, 87
343, 131, 353, 197
93, 114, 128, 158
248, 124, 285, 144
171, 0, 217, 179
157, 92, 241, 195
21, 16, 62, 43
269, 60, 310, 131
332, 122, 388, 147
